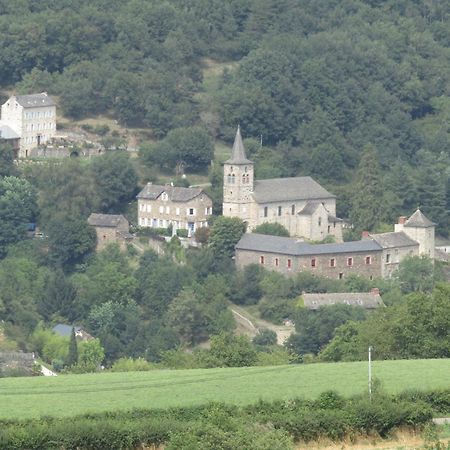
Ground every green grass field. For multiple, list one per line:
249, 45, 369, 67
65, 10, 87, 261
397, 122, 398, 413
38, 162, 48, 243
1, 359, 449, 420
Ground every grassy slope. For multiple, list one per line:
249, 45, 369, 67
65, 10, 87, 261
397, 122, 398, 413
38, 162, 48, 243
1, 359, 449, 420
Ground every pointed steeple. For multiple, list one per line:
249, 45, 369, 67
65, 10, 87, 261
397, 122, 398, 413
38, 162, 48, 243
225, 126, 252, 164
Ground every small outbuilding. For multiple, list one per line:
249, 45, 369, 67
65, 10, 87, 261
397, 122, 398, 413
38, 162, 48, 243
87, 213, 132, 251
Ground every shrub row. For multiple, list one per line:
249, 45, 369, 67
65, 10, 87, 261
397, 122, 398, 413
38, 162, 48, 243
0, 390, 442, 450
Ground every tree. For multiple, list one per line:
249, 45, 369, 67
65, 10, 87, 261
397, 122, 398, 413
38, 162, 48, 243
0, 142, 17, 177
395, 255, 435, 293
140, 126, 214, 172
0, 177, 37, 257
209, 217, 246, 259
46, 213, 96, 270
286, 304, 367, 356
76, 339, 105, 372
253, 328, 277, 346
209, 333, 258, 367
90, 152, 138, 213
253, 222, 289, 237
66, 327, 78, 367
349, 144, 384, 231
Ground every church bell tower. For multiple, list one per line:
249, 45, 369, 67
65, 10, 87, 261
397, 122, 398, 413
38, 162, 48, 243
222, 126, 254, 220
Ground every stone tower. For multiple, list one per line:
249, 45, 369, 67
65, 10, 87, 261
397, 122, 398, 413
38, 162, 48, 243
394, 209, 436, 259
223, 126, 254, 222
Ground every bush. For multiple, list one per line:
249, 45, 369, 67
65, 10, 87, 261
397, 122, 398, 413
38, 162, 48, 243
111, 357, 159, 372
253, 328, 277, 346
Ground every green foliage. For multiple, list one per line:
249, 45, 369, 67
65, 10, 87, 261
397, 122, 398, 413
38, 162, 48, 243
90, 152, 138, 213
73, 338, 105, 372
66, 327, 78, 367
286, 304, 367, 357
208, 333, 258, 367
110, 357, 158, 372
395, 255, 436, 293
252, 328, 277, 347
209, 216, 246, 259
0, 177, 37, 257
253, 222, 289, 237
140, 126, 214, 172
320, 284, 450, 361
0, 142, 17, 177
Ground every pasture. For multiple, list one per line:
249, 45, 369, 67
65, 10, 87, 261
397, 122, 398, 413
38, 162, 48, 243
1, 359, 449, 420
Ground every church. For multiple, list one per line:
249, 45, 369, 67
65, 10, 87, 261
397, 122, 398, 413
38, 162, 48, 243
223, 127, 343, 242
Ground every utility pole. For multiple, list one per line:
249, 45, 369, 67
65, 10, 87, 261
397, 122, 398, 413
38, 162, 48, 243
368, 346, 373, 401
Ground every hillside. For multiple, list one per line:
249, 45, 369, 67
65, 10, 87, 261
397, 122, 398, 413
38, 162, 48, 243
1, 359, 450, 420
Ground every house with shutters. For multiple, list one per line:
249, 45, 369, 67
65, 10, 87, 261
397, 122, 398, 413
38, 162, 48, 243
137, 183, 213, 235
223, 127, 343, 242
0, 93, 56, 158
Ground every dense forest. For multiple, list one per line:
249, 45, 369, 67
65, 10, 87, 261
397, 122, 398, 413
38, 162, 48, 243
0, 0, 450, 372
0, 0, 449, 233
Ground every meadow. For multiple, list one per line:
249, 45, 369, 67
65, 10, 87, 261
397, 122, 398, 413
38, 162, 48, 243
1, 359, 449, 420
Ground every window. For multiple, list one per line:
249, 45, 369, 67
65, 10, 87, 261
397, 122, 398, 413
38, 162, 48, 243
318, 217, 322, 226
291, 204, 295, 215
188, 208, 195, 216
264, 206, 268, 218
386, 253, 391, 263
347, 257, 353, 266
339, 272, 344, 279
161, 192, 168, 201
278, 206, 282, 216
328, 225, 331, 233
330, 258, 336, 267
165, 206, 170, 214
231, 174, 235, 184
260, 256, 265, 265
311, 258, 316, 267
139, 204, 144, 211
287, 259, 292, 269
159, 206, 164, 214
176, 207, 180, 215
365, 256, 371, 265
146, 204, 151, 213
274, 258, 279, 267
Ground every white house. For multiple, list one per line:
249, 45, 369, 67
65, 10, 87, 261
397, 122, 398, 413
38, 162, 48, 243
0, 93, 56, 158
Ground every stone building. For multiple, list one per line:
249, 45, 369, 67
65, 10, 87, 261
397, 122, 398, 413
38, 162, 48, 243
235, 233, 382, 280
0, 93, 56, 158
137, 183, 213, 235
235, 209, 436, 280
88, 213, 132, 251
301, 289, 384, 310
223, 127, 343, 241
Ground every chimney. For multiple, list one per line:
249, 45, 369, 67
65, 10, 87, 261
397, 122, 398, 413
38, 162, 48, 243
370, 287, 380, 296
361, 231, 370, 239
398, 216, 407, 225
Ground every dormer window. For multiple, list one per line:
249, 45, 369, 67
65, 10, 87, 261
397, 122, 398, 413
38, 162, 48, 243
161, 192, 168, 201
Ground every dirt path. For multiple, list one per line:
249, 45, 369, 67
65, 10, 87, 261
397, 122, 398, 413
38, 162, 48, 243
231, 306, 295, 345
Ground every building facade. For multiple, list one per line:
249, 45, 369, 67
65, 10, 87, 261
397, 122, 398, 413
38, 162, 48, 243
137, 183, 213, 235
223, 127, 343, 242
88, 213, 131, 252
0, 93, 56, 158
235, 209, 435, 280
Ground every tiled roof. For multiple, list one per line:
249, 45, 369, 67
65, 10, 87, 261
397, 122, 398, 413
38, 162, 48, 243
136, 183, 209, 202
404, 209, 436, 228
370, 231, 418, 249
302, 292, 384, 310
15, 93, 55, 108
225, 126, 252, 164
0, 123, 20, 139
236, 233, 382, 256
88, 213, 127, 228
253, 177, 335, 203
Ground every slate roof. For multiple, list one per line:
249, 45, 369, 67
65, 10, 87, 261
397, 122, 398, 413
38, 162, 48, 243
370, 231, 418, 249
52, 324, 81, 337
225, 126, 252, 165
15, 93, 55, 108
88, 213, 128, 228
137, 183, 209, 202
253, 177, 335, 203
298, 201, 322, 215
0, 123, 20, 139
302, 292, 384, 310
236, 233, 382, 256
404, 209, 436, 228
